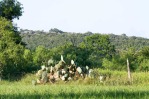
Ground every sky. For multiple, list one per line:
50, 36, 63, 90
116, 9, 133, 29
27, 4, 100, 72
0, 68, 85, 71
14, 0, 149, 38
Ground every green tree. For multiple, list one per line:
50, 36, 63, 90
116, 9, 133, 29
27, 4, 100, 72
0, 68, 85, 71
82, 34, 115, 67
139, 46, 149, 58
137, 46, 149, 71
0, 0, 25, 45
33, 46, 52, 66
0, 0, 23, 21
61, 43, 91, 66
108, 48, 139, 71
22, 49, 35, 72
0, 17, 26, 78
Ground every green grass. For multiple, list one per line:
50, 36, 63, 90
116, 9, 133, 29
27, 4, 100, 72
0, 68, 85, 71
0, 70, 149, 99
0, 84, 149, 99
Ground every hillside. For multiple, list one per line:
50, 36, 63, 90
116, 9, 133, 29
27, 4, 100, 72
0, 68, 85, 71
20, 29, 149, 51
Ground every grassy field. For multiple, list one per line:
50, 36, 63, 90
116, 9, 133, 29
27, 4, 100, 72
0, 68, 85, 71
0, 84, 149, 99
0, 70, 149, 99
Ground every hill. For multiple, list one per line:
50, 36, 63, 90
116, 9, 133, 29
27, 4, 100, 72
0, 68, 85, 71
20, 29, 149, 51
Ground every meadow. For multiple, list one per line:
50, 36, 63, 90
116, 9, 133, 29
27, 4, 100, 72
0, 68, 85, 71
0, 69, 149, 99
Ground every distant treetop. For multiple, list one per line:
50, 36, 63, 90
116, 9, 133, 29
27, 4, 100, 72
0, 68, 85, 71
49, 28, 64, 33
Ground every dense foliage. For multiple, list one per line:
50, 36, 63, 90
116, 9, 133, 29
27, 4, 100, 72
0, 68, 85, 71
1, 0, 149, 79
19, 29, 149, 72
1, 24, 149, 78
0, 0, 23, 21
0, 17, 26, 78
0, 0, 28, 79
20, 30, 149, 51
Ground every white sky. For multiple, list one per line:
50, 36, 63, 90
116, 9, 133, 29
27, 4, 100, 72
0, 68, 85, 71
14, 0, 149, 38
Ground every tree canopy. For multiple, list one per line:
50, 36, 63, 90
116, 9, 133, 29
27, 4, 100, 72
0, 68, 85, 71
0, 0, 23, 21
0, 17, 24, 76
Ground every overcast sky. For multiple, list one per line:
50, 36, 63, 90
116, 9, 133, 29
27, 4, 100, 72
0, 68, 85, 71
14, 0, 149, 38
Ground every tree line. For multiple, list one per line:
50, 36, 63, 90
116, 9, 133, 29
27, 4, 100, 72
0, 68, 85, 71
20, 30, 149, 72
20, 29, 149, 51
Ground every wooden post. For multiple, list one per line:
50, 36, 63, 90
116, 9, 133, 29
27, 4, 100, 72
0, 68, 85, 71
127, 58, 131, 80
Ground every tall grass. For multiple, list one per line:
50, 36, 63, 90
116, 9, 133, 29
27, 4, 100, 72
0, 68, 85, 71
95, 69, 149, 85
0, 84, 149, 99
0, 69, 149, 98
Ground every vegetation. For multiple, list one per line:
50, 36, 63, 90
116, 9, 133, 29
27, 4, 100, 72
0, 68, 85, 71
2, 23, 149, 78
0, 84, 149, 99
18, 29, 149, 71
0, 0, 149, 98
0, 17, 24, 78
20, 30, 149, 51
0, 70, 149, 99
0, 0, 23, 21
1, 16, 149, 78
0, 0, 27, 79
